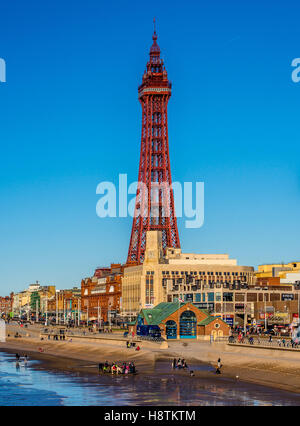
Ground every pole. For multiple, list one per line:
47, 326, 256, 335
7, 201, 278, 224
78, 299, 80, 327
36, 299, 38, 323
87, 299, 89, 326
45, 292, 48, 326
264, 298, 267, 331
244, 303, 247, 334
109, 304, 111, 329
56, 291, 58, 325
63, 297, 66, 325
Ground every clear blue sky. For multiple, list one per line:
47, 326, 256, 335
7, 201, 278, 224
0, 0, 300, 295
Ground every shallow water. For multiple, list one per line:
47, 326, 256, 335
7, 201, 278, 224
0, 352, 299, 406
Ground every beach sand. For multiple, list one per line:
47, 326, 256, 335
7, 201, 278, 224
2, 324, 300, 396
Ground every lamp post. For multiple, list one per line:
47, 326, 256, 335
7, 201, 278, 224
36, 299, 38, 324
45, 291, 48, 326
56, 291, 58, 325
78, 298, 81, 327
108, 303, 111, 329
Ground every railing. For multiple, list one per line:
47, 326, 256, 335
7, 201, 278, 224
228, 336, 300, 350
138, 335, 165, 342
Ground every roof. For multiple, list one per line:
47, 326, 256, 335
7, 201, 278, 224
140, 302, 210, 326
198, 317, 216, 326
198, 316, 230, 327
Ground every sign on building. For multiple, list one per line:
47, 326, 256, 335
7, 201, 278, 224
223, 315, 234, 326
281, 294, 294, 301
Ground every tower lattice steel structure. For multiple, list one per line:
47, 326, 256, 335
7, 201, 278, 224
127, 28, 180, 263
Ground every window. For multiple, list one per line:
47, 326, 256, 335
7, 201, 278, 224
223, 292, 233, 302
208, 292, 214, 302
195, 293, 201, 302
247, 293, 257, 302
216, 292, 222, 302
145, 277, 154, 305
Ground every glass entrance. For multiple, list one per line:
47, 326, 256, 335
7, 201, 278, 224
179, 311, 197, 339
166, 320, 177, 339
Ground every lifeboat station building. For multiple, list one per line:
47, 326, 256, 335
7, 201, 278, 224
128, 302, 230, 340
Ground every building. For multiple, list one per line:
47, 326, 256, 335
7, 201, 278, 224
127, 27, 180, 264
128, 302, 230, 340
256, 262, 300, 280
122, 231, 255, 327
81, 264, 123, 324
245, 282, 300, 327
47, 287, 81, 322
0, 293, 14, 317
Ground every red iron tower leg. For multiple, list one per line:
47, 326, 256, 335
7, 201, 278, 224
127, 28, 180, 263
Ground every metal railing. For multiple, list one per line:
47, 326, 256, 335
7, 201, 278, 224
228, 336, 300, 350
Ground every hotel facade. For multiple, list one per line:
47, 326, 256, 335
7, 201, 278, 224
122, 231, 256, 326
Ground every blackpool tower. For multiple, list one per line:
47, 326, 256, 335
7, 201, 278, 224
127, 27, 180, 263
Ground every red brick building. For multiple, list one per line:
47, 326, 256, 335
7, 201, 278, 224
81, 264, 123, 324
0, 293, 14, 317
129, 302, 230, 340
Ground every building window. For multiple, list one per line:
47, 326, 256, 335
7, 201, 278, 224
223, 292, 233, 302
208, 292, 214, 302
195, 293, 201, 302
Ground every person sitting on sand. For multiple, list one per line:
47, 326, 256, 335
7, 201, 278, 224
190, 370, 195, 377
103, 362, 110, 373
135, 345, 140, 351
111, 363, 117, 374
182, 358, 188, 369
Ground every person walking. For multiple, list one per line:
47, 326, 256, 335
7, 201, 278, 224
215, 358, 222, 375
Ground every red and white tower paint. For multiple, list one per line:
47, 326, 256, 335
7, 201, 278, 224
127, 26, 180, 263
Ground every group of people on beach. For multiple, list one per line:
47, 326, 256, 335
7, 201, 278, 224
171, 357, 223, 376
48, 334, 65, 341
15, 353, 29, 369
172, 358, 188, 370
99, 360, 136, 375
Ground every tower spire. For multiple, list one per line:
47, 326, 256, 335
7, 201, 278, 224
150, 19, 160, 57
